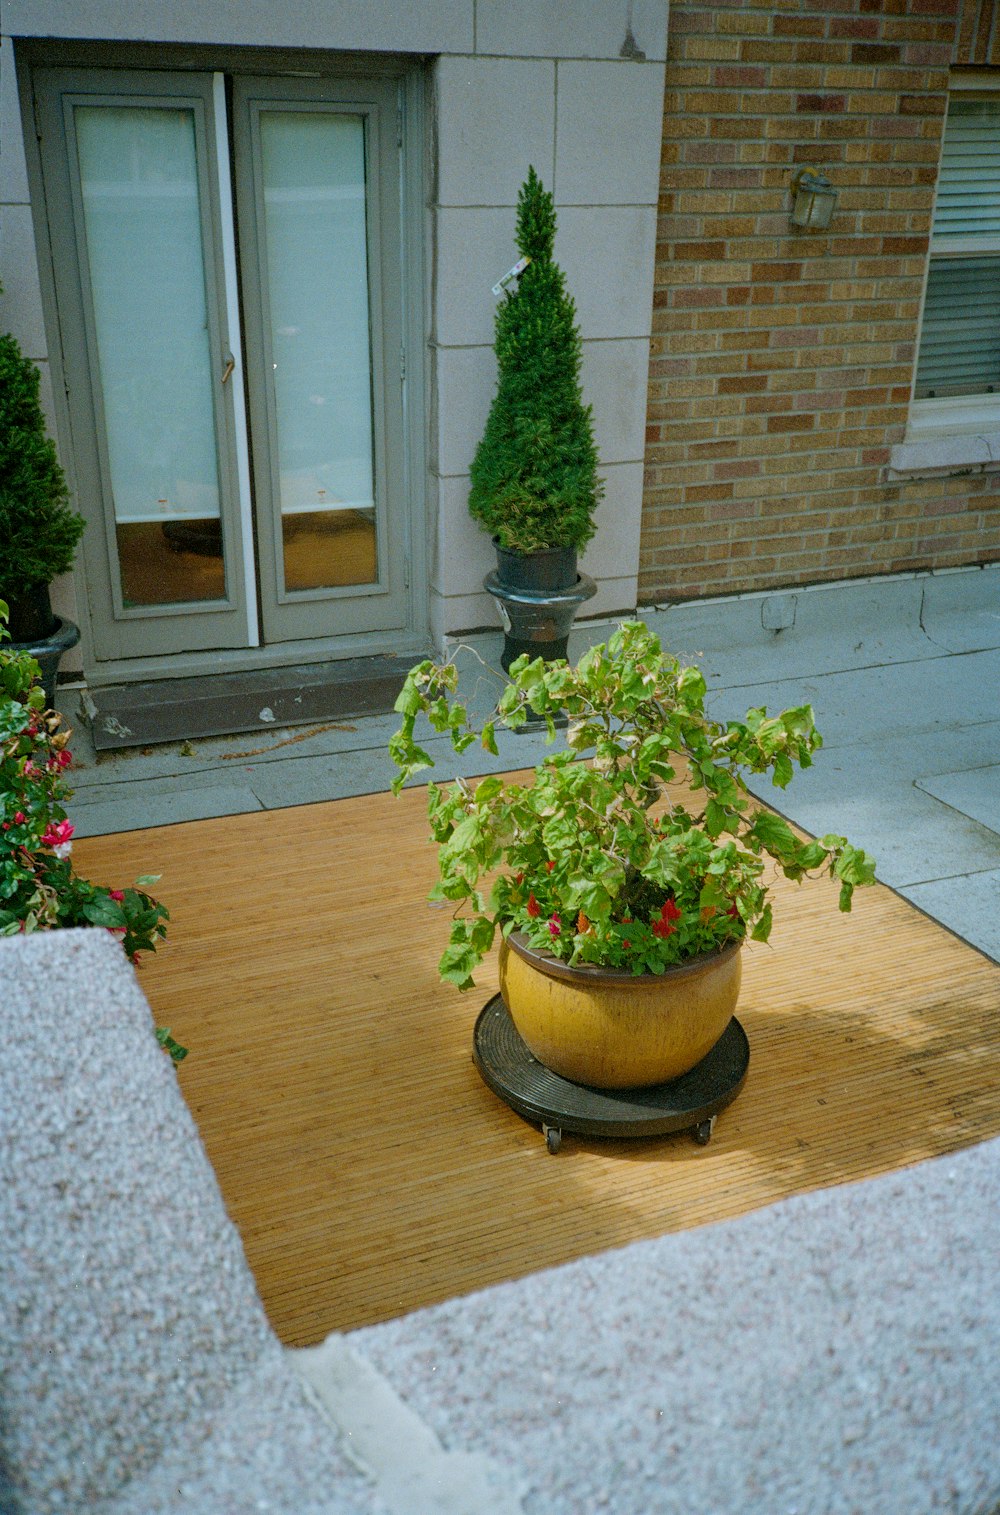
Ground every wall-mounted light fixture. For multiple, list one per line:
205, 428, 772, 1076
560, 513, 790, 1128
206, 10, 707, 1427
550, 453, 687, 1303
790, 168, 838, 230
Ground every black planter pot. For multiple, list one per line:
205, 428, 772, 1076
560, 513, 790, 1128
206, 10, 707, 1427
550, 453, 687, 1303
4, 583, 81, 709
485, 544, 597, 674
4, 581, 58, 643
494, 543, 578, 594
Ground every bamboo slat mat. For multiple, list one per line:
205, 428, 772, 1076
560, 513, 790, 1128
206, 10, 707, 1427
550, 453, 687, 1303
75, 779, 1000, 1348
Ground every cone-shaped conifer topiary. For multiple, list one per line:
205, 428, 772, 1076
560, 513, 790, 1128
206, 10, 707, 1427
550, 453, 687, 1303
0, 330, 84, 598
468, 167, 602, 555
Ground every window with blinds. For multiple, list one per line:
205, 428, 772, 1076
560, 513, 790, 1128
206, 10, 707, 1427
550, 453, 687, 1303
914, 94, 1000, 403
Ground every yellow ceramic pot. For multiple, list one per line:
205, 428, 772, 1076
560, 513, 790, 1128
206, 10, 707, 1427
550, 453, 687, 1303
498, 933, 742, 1089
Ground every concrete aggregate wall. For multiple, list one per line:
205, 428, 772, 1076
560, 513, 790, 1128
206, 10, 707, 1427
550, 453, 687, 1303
640, 0, 1000, 605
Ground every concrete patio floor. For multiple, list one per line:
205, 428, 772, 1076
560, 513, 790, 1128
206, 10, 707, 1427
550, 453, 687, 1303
58, 563, 1000, 964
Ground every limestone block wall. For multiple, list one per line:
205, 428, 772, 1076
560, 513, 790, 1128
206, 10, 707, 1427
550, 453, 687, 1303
428, 26, 668, 640
640, 0, 1000, 606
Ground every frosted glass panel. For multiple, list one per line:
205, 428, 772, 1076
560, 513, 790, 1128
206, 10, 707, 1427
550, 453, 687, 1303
259, 111, 377, 592
75, 105, 224, 605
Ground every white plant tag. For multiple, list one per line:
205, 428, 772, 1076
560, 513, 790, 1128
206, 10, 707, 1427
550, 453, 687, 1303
491, 256, 531, 297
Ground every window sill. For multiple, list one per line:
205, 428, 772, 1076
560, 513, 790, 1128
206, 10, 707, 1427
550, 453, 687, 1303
888, 433, 1000, 481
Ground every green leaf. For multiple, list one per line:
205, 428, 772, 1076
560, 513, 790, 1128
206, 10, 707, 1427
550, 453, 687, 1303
428, 875, 472, 902
469, 916, 496, 955
834, 845, 877, 888
393, 675, 425, 717
438, 941, 479, 989
772, 752, 793, 790
749, 812, 797, 856
677, 664, 707, 707
155, 1027, 188, 1064
442, 814, 482, 854
750, 903, 773, 942
705, 799, 731, 839
779, 705, 816, 739
564, 876, 614, 920
81, 896, 125, 927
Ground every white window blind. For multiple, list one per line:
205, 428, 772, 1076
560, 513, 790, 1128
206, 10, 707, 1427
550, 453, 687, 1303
930, 97, 1000, 238
914, 95, 1000, 402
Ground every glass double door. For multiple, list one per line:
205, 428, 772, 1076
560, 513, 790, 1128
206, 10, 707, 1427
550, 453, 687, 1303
34, 68, 410, 663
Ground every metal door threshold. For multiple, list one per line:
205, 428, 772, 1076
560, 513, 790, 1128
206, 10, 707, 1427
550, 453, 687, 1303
78, 653, 423, 750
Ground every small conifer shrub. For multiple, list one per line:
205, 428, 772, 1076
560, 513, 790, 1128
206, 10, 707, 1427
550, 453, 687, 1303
0, 331, 84, 596
468, 167, 603, 555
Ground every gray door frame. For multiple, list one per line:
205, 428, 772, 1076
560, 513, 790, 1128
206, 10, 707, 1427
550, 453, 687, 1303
32, 66, 254, 662
232, 72, 409, 645
20, 43, 428, 685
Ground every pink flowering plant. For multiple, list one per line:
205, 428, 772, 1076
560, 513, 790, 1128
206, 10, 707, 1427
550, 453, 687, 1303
0, 603, 182, 1058
390, 621, 876, 989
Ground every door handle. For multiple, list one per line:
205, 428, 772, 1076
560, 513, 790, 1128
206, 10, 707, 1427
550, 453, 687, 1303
221, 356, 235, 385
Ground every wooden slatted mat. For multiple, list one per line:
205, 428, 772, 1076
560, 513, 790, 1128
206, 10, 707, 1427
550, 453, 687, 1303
75, 780, 1000, 1347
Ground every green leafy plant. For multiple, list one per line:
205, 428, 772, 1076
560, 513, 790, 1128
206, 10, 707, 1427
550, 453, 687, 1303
467, 166, 603, 554
0, 330, 84, 595
390, 621, 876, 989
0, 602, 182, 1060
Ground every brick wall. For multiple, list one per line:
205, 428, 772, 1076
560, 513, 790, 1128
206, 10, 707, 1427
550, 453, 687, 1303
639, 0, 1000, 604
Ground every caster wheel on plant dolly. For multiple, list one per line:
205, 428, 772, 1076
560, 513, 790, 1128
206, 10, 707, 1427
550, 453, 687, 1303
472, 995, 749, 1153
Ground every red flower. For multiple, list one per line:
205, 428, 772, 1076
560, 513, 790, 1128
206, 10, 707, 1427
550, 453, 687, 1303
545, 860, 555, 872
526, 892, 541, 918
41, 820, 74, 849
651, 898, 682, 940
13, 811, 26, 825
109, 889, 125, 903
548, 914, 561, 938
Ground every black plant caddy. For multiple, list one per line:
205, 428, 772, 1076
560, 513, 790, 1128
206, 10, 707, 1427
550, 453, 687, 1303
473, 995, 750, 1152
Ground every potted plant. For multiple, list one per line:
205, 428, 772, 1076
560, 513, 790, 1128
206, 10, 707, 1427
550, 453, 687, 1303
0, 603, 182, 1060
0, 326, 85, 706
469, 167, 601, 670
390, 622, 875, 1089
